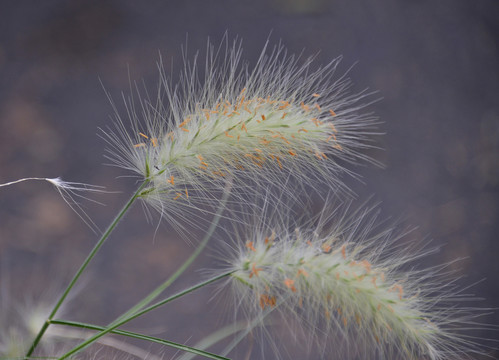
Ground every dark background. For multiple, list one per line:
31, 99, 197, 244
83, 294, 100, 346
0, 1, 498, 359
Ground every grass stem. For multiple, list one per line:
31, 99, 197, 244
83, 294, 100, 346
25, 181, 149, 357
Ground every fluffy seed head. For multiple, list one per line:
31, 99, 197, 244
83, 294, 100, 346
216, 201, 490, 359
102, 38, 379, 227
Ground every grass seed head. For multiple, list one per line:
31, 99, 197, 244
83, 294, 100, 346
102, 38, 380, 227
215, 201, 491, 359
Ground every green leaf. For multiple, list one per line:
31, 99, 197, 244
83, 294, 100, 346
50, 320, 230, 360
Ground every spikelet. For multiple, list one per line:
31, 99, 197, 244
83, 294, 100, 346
216, 201, 490, 359
101, 38, 379, 228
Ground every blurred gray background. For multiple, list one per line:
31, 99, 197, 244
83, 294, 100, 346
0, 1, 498, 359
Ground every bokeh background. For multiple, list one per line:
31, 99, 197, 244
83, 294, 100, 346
1, 1, 498, 359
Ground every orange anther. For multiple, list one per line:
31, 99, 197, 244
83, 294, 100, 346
275, 156, 283, 169
181, 128, 190, 132
261, 114, 266, 121
301, 102, 310, 111
238, 88, 246, 105
284, 278, 296, 292
185, 188, 189, 199
241, 123, 247, 132
281, 112, 288, 119
312, 93, 320, 98
278, 101, 290, 110
288, 150, 297, 156
151, 138, 158, 147
249, 263, 263, 278
259, 295, 265, 309
311, 118, 322, 127
139, 132, 149, 139
315, 151, 325, 160
134, 143, 146, 148
167, 175, 175, 185
341, 244, 346, 259
390, 284, 404, 300
298, 127, 308, 133
329, 109, 337, 116
246, 241, 256, 252
297, 268, 309, 277
225, 131, 233, 138
252, 160, 263, 168
362, 260, 372, 273
212, 170, 226, 177
259, 294, 276, 309
179, 118, 191, 128
315, 103, 321, 111
321, 243, 332, 252
173, 192, 182, 200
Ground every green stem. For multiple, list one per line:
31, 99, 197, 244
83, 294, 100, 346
25, 181, 149, 357
57, 271, 234, 359
49, 320, 230, 360
113, 180, 232, 324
